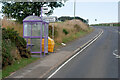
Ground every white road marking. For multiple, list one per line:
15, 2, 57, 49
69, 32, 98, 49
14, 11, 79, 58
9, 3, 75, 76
47, 29, 103, 79
115, 31, 120, 34
113, 50, 120, 59
117, 31, 120, 34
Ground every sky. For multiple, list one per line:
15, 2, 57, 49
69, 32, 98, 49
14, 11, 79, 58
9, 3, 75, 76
0, 0, 119, 24
51, 1, 119, 24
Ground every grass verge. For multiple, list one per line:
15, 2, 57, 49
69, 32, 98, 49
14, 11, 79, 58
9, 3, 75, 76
62, 30, 86, 43
2, 57, 39, 79
0, 70, 2, 80
55, 27, 93, 49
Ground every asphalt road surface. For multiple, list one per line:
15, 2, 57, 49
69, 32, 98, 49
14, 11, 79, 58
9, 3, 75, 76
48, 26, 119, 78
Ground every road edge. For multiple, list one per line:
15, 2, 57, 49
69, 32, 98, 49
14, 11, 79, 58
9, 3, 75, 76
40, 28, 104, 78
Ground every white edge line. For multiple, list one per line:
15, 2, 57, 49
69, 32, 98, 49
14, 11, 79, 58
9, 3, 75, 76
74, 29, 101, 53
113, 50, 119, 57
47, 29, 103, 79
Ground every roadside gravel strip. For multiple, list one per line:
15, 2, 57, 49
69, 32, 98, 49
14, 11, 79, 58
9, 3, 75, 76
47, 29, 103, 79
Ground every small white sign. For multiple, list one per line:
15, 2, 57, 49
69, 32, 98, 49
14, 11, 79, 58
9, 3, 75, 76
42, 16, 57, 22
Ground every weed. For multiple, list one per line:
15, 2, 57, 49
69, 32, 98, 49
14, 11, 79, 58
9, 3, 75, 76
63, 28, 69, 35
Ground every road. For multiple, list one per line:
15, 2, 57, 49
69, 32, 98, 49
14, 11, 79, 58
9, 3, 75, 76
47, 26, 119, 78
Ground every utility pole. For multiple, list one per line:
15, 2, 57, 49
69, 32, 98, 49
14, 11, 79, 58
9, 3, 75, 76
1, 15, 4, 28
74, 0, 76, 20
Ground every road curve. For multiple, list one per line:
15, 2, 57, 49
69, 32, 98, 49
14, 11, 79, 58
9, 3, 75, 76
47, 26, 119, 78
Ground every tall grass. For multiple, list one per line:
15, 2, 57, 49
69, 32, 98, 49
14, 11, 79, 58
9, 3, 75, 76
49, 20, 90, 43
2, 17, 92, 49
1, 17, 23, 37
49, 19, 92, 49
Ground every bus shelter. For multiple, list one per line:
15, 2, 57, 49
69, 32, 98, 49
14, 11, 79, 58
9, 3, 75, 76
23, 15, 48, 56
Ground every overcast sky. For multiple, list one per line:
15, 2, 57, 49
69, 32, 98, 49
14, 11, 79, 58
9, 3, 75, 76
51, 1, 119, 24
0, 0, 119, 24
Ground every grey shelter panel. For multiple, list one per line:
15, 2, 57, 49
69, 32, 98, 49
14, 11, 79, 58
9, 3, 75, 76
32, 22, 42, 37
24, 22, 31, 37
31, 38, 40, 52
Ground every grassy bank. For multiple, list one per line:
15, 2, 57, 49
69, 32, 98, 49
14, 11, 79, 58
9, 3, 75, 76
55, 27, 93, 49
2, 17, 92, 49
1, 17, 23, 37
1, 17, 93, 79
62, 28, 93, 43
2, 57, 39, 78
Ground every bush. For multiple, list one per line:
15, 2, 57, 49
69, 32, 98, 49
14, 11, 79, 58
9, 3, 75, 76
74, 24, 82, 32
63, 29, 69, 35
2, 40, 14, 67
2, 28, 31, 68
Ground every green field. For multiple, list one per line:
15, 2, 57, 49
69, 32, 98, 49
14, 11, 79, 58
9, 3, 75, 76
91, 23, 120, 26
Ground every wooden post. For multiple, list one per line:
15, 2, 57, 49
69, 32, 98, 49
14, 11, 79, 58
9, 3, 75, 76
52, 24, 54, 40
